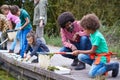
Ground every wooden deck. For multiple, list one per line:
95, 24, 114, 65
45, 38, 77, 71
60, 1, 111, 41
0, 42, 120, 80
0, 50, 73, 80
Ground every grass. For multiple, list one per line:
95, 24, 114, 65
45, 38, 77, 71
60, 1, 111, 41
45, 34, 62, 47
0, 68, 15, 80
100, 24, 120, 58
108, 44, 120, 59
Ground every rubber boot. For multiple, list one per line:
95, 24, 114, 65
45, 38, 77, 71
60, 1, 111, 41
105, 62, 119, 77
71, 58, 79, 66
75, 61, 86, 70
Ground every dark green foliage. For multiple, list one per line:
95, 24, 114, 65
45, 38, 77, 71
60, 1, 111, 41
23, 0, 34, 29
1, 0, 120, 36
47, 66, 59, 71
0, 0, 120, 48
46, 0, 120, 36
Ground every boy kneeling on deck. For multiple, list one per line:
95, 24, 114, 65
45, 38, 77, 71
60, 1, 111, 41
72, 13, 119, 78
24, 30, 49, 63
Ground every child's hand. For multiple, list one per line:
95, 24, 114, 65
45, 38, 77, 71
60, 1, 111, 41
24, 53, 27, 58
72, 50, 80, 56
19, 27, 23, 30
16, 27, 22, 30
26, 54, 31, 60
23, 57, 29, 61
24, 54, 31, 61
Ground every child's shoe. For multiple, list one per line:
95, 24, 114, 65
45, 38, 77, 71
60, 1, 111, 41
105, 62, 119, 77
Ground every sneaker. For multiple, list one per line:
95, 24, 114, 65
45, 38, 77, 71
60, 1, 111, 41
9, 49, 14, 53
71, 58, 79, 66
74, 61, 86, 70
32, 59, 38, 63
112, 63, 119, 77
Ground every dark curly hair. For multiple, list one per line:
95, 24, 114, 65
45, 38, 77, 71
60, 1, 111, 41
57, 12, 75, 28
80, 13, 101, 31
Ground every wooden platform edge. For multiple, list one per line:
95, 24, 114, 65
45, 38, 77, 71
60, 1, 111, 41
0, 52, 74, 80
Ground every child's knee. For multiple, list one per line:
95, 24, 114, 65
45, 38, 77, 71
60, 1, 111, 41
88, 71, 96, 78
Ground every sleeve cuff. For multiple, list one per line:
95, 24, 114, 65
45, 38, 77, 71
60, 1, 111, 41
39, 17, 45, 20
30, 53, 33, 57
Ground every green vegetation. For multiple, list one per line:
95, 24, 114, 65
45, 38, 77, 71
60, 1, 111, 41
47, 66, 59, 71
1, 0, 120, 36
100, 22, 120, 58
0, 68, 15, 80
0, 0, 119, 79
45, 34, 62, 47
92, 75, 106, 80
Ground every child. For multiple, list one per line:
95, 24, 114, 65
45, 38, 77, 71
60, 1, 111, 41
57, 12, 92, 70
0, 4, 21, 53
9, 5, 32, 58
24, 30, 49, 62
0, 14, 9, 50
72, 13, 119, 78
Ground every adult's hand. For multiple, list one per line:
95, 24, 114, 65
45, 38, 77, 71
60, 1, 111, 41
73, 33, 79, 42
71, 45, 77, 51
39, 20, 44, 27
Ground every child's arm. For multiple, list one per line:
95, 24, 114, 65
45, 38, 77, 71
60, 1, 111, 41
30, 43, 40, 57
24, 44, 30, 58
7, 20, 13, 30
20, 17, 30, 30
72, 45, 97, 56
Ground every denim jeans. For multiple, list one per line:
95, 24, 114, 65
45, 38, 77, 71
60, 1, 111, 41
10, 22, 21, 50
60, 36, 92, 59
20, 28, 32, 58
78, 54, 107, 77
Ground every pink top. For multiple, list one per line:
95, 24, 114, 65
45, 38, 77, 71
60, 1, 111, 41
60, 21, 87, 48
7, 11, 20, 24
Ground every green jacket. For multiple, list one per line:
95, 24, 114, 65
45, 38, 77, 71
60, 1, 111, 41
33, 0, 48, 26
